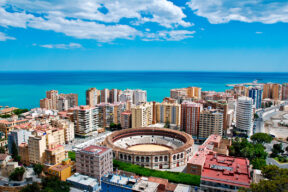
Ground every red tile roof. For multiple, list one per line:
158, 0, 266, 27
201, 154, 251, 188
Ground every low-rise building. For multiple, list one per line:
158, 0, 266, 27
67, 173, 101, 192
76, 145, 113, 180
200, 154, 251, 191
187, 134, 231, 176
48, 158, 74, 181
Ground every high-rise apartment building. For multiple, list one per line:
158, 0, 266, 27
40, 98, 53, 110
282, 83, 288, 100
155, 102, 181, 126
50, 119, 75, 144
101, 89, 110, 103
180, 102, 203, 137
46, 90, 59, 110
72, 106, 99, 135
198, 109, 223, 139
271, 84, 282, 100
133, 89, 147, 105
119, 89, 134, 103
236, 97, 253, 136
248, 87, 263, 109
131, 103, 153, 128
76, 145, 113, 180
120, 111, 132, 129
170, 88, 187, 99
8, 129, 32, 154
109, 89, 120, 103
187, 87, 201, 99
28, 134, 47, 164
57, 96, 69, 111
263, 83, 282, 100
40, 90, 78, 110
86, 88, 101, 107
61, 93, 78, 108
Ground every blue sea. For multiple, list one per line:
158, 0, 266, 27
1, 71, 288, 109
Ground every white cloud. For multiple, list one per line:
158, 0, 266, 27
38, 43, 82, 49
143, 30, 195, 41
0, 32, 15, 41
8, 0, 192, 27
255, 31, 263, 34
187, 0, 288, 24
0, 0, 195, 42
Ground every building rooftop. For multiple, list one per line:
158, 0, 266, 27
201, 154, 251, 188
174, 184, 191, 192
132, 179, 159, 192
67, 173, 99, 187
81, 145, 110, 155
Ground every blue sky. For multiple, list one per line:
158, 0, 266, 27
0, 0, 288, 72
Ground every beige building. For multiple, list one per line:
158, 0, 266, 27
131, 102, 153, 128
50, 119, 75, 144
46, 90, 59, 110
86, 88, 101, 107
19, 143, 29, 165
40, 98, 53, 109
187, 87, 202, 99
263, 83, 282, 100
72, 106, 99, 135
199, 109, 224, 139
28, 134, 47, 164
45, 144, 67, 165
76, 145, 113, 180
120, 111, 132, 129
155, 102, 181, 126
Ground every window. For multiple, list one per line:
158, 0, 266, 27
146, 157, 149, 162
155, 157, 158, 162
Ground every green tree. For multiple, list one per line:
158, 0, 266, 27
0, 146, 5, 153
68, 151, 76, 161
251, 158, 266, 170
13, 109, 29, 115
11, 141, 21, 162
270, 143, 284, 157
254, 113, 259, 119
20, 182, 41, 192
164, 121, 170, 128
250, 165, 288, 191
9, 167, 25, 181
251, 133, 273, 144
33, 163, 44, 176
229, 138, 267, 169
41, 176, 70, 192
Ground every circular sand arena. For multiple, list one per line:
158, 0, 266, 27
104, 127, 194, 169
128, 144, 171, 152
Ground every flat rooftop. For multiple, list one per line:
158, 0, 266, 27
201, 154, 251, 188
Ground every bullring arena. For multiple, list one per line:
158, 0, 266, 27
104, 127, 194, 169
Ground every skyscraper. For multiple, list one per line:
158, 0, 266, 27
86, 88, 100, 106
131, 102, 153, 128
133, 89, 147, 105
46, 90, 59, 110
236, 97, 253, 136
101, 89, 110, 103
180, 102, 203, 137
282, 83, 288, 100
72, 106, 99, 135
198, 109, 223, 139
155, 102, 181, 126
248, 87, 263, 109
